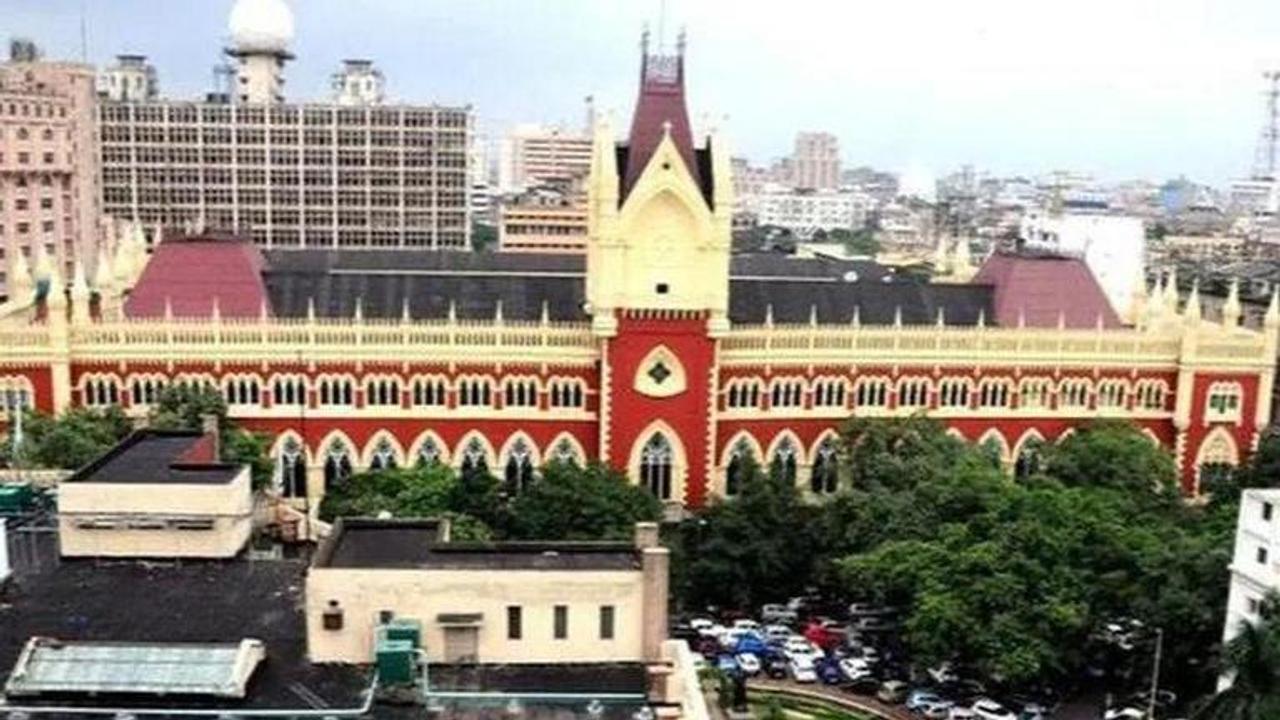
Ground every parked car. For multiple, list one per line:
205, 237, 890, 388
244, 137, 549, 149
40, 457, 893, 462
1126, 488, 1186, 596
689, 618, 715, 632
970, 698, 1016, 720
842, 675, 879, 695
715, 654, 739, 674
927, 662, 960, 685
948, 709, 977, 720
783, 637, 822, 662
839, 656, 872, 681
907, 690, 954, 714
814, 657, 844, 685
763, 624, 792, 643
735, 652, 761, 676
733, 618, 761, 633
877, 680, 909, 704
1103, 709, 1144, 720
789, 657, 818, 683
761, 603, 799, 624
764, 654, 789, 679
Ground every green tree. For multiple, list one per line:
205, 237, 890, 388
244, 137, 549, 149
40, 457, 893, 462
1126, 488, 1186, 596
827, 227, 881, 256
1196, 594, 1280, 719
505, 461, 661, 541
2, 406, 132, 470
471, 222, 497, 252
1042, 420, 1179, 497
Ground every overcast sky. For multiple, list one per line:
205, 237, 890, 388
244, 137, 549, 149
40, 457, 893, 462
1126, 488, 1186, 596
6, 0, 1280, 185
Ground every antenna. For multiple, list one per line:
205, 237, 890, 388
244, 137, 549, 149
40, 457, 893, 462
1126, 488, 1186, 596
1253, 70, 1280, 180
78, 0, 88, 63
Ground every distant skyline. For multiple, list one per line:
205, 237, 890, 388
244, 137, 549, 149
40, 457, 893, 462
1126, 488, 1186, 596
6, 0, 1280, 185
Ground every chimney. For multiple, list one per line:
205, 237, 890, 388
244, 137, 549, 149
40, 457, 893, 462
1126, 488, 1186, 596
201, 413, 220, 460
636, 522, 668, 662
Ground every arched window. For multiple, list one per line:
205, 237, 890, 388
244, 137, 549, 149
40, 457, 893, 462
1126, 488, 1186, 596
810, 437, 839, 494
82, 375, 121, 408
323, 440, 353, 490
458, 377, 493, 407
1014, 437, 1045, 479
854, 378, 889, 408
978, 379, 1011, 408
369, 436, 398, 471
771, 436, 798, 483
318, 376, 354, 407
725, 437, 756, 496
812, 378, 847, 408
460, 436, 489, 476
412, 376, 448, 407
1059, 379, 1091, 409
130, 375, 167, 406
277, 437, 307, 498
726, 379, 762, 409
272, 375, 306, 406
549, 379, 585, 409
897, 378, 930, 409
1097, 380, 1128, 410
1206, 382, 1244, 423
417, 436, 443, 467
504, 438, 535, 493
1136, 380, 1169, 411
640, 434, 674, 501
770, 379, 804, 408
938, 378, 971, 408
1019, 379, 1051, 409
224, 376, 262, 406
365, 377, 401, 407
550, 436, 581, 466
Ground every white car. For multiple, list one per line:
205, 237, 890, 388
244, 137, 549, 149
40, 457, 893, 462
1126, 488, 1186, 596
927, 661, 959, 685
761, 603, 799, 624
1103, 709, 1145, 720
788, 657, 817, 683
948, 709, 976, 720
732, 619, 761, 633
838, 657, 871, 680
782, 638, 821, 662
970, 699, 1016, 720
763, 624, 791, 642
689, 618, 715, 632
735, 652, 761, 675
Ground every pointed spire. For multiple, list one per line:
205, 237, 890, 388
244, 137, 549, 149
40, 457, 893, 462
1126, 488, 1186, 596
1266, 288, 1280, 328
210, 295, 221, 323
977, 308, 985, 328
163, 295, 173, 321
353, 296, 363, 322
540, 300, 550, 325
259, 297, 270, 322
447, 299, 458, 323
70, 259, 90, 301
306, 296, 316, 322
954, 238, 972, 277
494, 300, 504, 323
765, 304, 774, 327
32, 244, 52, 284
1185, 280, 1202, 323
851, 305, 861, 328
893, 305, 903, 327
1017, 306, 1026, 329
93, 246, 114, 294
1164, 268, 1179, 312
1223, 278, 1242, 329
809, 304, 818, 327
43, 255, 65, 309
9, 250, 33, 304
401, 296, 411, 323
936, 307, 946, 327
1057, 310, 1066, 331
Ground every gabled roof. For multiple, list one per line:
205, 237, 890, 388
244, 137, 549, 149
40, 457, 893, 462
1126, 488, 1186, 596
620, 38, 705, 205
125, 235, 270, 319
972, 251, 1123, 329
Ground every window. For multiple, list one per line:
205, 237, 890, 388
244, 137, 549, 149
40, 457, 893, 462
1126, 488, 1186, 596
812, 378, 847, 408
224, 376, 261, 406
599, 605, 615, 640
770, 436, 799, 483
897, 378, 930, 408
368, 437, 398, 471
503, 378, 539, 408
1059, 379, 1090, 409
726, 379, 761, 409
1136, 380, 1168, 411
977, 379, 1011, 408
1258, 546, 1269, 565
365, 377, 401, 407
1207, 382, 1243, 422
938, 379, 971, 408
810, 437, 839, 494
323, 440, 353, 490
503, 438, 536, 493
640, 433, 674, 501
412, 376, 448, 406
854, 378, 889, 407
553, 605, 568, 640
770, 379, 804, 408
272, 376, 306, 406
459, 436, 490, 476
317, 376, 354, 406
549, 378, 585, 408
457, 377, 493, 407
724, 436, 756, 496
1248, 597, 1262, 615
1265, 502, 1274, 522
507, 606, 522, 640
1097, 380, 1128, 409
277, 437, 307, 498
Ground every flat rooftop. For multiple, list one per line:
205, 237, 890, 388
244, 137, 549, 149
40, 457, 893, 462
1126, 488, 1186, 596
0, 531, 370, 712
315, 518, 642, 571
64, 430, 240, 485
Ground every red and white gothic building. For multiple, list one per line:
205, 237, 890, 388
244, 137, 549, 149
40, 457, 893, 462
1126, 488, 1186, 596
0, 42, 1275, 518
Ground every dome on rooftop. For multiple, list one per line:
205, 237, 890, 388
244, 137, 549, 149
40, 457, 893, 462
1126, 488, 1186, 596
228, 0, 294, 55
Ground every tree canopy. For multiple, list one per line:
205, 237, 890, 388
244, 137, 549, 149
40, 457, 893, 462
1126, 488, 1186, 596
1, 406, 132, 471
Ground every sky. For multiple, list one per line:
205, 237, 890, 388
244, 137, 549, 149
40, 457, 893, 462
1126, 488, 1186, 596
5, 0, 1280, 185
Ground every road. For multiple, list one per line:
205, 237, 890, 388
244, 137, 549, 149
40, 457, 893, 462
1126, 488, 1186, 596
748, 678, 913, 720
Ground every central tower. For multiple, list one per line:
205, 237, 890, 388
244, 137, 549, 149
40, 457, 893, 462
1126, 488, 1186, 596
589, 32, 733, 509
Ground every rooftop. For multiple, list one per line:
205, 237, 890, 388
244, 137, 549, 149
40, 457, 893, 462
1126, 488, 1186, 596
0, 532, 371, 712
972, 250, 1123, 329
63, 430, 238, 485
124, 235, 270, 319
314, 518, 642, 571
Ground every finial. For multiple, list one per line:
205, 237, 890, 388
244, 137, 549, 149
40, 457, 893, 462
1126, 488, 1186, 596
1095, 312, 1105, 331
163, 295, 173, 321
1057, 310, 1066, 330
893, 305, 902, 327
1223, 278, 1242, 328
809, 304, 818, 327
210, 296, 221, 323
401, 296, 411, 323
306, 296, 316, 322
33, 243, 52, 283
494, 300, 504, 323
540, 300, 550, 325
936, 307, 945, 327
447, 299, 458, 323
977, 308, 985, 328
259, 297, 270, 321
851, 305, 861, 327
1017, 306, 1026, 329
1185, 280, 1202, 323
44, 260, 65, 309
94, 246, 114, 293
1266, 288, 1280, 327
353, 297, 363, 321
661, 119, 673, 138
70, 259, 89, 300
765, 304, 774, 326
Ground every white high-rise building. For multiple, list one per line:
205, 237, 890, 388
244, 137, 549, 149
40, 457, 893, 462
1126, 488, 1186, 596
792, 132, 840, 191
751, 187, 872, 238
1221, 488, 1280, 690
98, 0, 473, 250
498, 125, 592, 193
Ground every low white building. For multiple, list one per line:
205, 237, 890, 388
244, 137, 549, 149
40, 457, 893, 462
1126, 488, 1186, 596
1220, 488, 1280, 689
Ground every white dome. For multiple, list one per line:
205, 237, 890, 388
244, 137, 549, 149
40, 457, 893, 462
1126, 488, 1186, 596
228, 0, 294, 54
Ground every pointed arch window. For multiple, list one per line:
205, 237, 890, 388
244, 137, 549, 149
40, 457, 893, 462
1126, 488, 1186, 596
417, 437, 443, 467
323, 440, 353, 490
278, 437, 307, 498
551, 437, 581, 466
640, 434, 673, 501
1014, 437, 1045, 479
811, 437, 839, 494
504, 438, 535, 493
460, 437, 489, 476
771, 437, 798, 483
725, 437, 756, 496
369, 437, 398, 471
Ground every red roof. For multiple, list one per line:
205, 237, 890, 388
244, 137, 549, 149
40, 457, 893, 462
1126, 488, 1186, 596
971, 252, 1122, 329
124, 236, 269, 319
622, 48, 701, 201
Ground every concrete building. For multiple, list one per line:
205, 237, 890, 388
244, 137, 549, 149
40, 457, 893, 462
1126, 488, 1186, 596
98, 0, 472, 250
57, 428, 253, 559
1221, 487, 1280, 690
0, 46, 100, 297
307, 519, 669, 669
96, 54, 158, 103
499, 124, 593, 194
1019, 211, 1144, 319
499, 186, 588, 253
751, 188, 871, 238
792, 131, 840, 191
1230, 177, 1280, 218
330, 59, 385, 106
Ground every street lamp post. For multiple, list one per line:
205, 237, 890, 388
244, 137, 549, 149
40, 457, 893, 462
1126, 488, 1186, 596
1146, 627, 1164, 720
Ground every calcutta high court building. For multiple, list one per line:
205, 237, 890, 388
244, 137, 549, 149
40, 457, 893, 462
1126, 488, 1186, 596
0, 39, 1275, 522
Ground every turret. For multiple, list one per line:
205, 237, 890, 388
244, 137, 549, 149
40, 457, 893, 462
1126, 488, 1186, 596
8, 250, 34, 306
1184, 280, 1201, 324
933, 236, 950, 275
1222, 278, 1242, 329
70, 259, 91, 323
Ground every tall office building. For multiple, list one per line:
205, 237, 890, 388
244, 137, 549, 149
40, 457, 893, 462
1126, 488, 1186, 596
498, 124, 593, 193
0, 40, 101, 296
792, 131, 840, 190
98, 0, 473, 250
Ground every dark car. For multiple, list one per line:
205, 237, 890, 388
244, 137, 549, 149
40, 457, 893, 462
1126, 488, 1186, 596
843, 676, 880, 695
815, 657, 844, 685
764, 655, 789, 679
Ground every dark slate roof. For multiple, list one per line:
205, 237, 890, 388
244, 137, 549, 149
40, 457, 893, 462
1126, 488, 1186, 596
0, 533, 371, 712
429, 662, 647, 695
64, 430, 239, 485
261, 250, 992, 325
315, 518, 641, 571
972, 251, 1122, 329
125, 236, 269, 319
